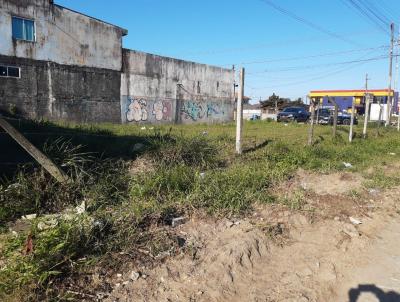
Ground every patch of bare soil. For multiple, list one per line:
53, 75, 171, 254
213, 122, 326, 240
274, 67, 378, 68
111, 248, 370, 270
296, 169, 363, 195
106, 170, 400, 302
128, 156, 156, 175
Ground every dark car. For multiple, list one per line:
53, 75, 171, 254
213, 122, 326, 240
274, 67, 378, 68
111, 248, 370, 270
315, 108, 358, 125
277, 107, 310, 123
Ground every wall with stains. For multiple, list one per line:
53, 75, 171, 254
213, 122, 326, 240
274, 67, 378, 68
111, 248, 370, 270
121, 49, 235, 124
1, 1, 234, 125
0, 0, 126, 71
0, 54, 121, 123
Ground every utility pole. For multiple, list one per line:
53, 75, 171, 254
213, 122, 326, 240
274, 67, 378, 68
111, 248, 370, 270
236, 67, 245, 154
395, 33, 400, 131
385, 22, 395, 126
363, 73, 370, 138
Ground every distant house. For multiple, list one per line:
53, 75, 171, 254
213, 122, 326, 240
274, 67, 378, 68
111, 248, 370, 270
243, 103, 262, 120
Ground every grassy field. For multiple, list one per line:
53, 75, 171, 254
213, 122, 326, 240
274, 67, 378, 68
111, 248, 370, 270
1, 118, 400, 300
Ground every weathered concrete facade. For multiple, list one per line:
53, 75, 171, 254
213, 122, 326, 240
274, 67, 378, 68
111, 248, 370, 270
0, 55, 122, 122
0, 0, 125, 122
0, 0, 125, 70
121, 50, 234, 124
1, 0, 235, 124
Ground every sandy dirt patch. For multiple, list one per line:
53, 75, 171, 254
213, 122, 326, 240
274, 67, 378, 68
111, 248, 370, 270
106, 170, 400, 302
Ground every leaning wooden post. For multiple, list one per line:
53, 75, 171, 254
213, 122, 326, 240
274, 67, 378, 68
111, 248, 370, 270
235, 67, 245, 154
363, 94, 371, 138
0, 117, 70, 183
349, 97, 356, 143
308, 100, 316, 146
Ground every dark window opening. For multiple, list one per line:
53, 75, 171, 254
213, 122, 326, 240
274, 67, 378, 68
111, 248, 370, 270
197, 81, 201, 94
0, 66, 7, 77
217, 81, 219, 91
0, 65, 21, 78
12, 16, 35, 42
8, 67, 20, 77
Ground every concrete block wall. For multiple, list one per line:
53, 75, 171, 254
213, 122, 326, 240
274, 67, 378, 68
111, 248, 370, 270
121, 49, 235, 124
0, 55, 122, 123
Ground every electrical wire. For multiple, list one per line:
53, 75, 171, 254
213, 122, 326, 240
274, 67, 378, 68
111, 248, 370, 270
378, 0, 400, 23
342, 0, 390, 35
258, 0, 361, 46
247, 47, 390, 89
239, 45, 389, 66
246, 55, 388, 75
354, 0, 390, 26
248, 56, 387, 90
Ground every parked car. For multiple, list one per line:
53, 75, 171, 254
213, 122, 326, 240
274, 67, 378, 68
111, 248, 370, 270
315, 108, 358, 125
277, 107, 310, 123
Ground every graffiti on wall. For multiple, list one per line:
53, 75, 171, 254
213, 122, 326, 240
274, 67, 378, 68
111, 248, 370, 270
122, 97, 231, 123
152, 100, 173, 121
125, 97, 173, 123
181, 101, 226, 121
181, 101, 205, 121
126, 98, 148, 122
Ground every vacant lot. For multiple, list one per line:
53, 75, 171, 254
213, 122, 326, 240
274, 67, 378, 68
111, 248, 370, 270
1, 119, 400, 301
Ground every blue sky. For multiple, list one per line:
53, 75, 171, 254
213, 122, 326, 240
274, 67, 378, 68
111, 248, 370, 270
56, 0, 400, 102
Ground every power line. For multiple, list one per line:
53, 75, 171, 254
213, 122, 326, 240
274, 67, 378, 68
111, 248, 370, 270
378, 0, 400, 23
247, 55, 388, 75
356, 0, 390, 26
240, 45, 389, 65
342, 0, 390, 35
258, 0, 361, 46
248, 56, 386, 90
242, 46, 388, 81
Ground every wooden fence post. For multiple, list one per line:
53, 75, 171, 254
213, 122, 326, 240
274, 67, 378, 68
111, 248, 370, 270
308, 100, 316, 146
363, 94, 371, 138
328, 97, 338, 137
236, 68, 245, 154
349, 97, 356, 143
0, 117, 70, 183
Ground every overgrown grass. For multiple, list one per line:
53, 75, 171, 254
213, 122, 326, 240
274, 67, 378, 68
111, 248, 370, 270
2, 120, 400, 300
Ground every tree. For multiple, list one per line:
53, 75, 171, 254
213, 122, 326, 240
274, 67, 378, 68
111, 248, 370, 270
260, 93, 290, 110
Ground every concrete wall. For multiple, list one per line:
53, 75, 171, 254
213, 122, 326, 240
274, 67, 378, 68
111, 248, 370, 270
0, 0, 125, 70
1, 1, 235, 125
121, 49, 235, 124
0, 55, 122, 123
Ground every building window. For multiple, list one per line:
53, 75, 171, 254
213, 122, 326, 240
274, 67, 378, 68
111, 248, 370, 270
0, 65, 21, 78
12, 16, 35, 42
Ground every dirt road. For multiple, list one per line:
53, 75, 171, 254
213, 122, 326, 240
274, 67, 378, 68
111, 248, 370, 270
107, 172, 400, 302
334, 219, 400, 302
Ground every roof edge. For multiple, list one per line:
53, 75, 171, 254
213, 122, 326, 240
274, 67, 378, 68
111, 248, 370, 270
53, 3, 128, 36
310, 89, 394, 93
123, 48, 235, 72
